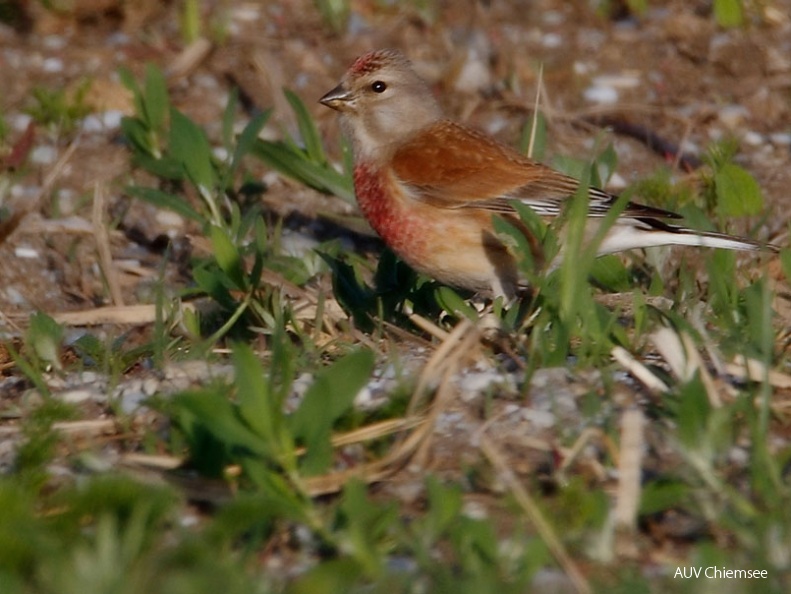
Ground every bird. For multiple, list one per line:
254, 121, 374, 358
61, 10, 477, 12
319, 48, 779, 298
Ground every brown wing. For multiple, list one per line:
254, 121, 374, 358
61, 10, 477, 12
391, 120, 681, 220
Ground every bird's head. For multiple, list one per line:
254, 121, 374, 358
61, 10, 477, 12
320, 49, 443, 161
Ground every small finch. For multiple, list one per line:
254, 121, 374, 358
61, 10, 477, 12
320, 48, 778, 297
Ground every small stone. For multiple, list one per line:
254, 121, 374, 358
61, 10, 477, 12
521, 408, 556, 429
30, 145, 58, 165
60, 389, 95, 403
717, 104, 749, 131
14, 246, 39, 259
142, 377, 160, 396
592, 73, 640, 89
462, 500, 489, 520
155, 209, 185, 229
583, 85, 619, 104
742, 131, 764, 146
542, 33, 563, 48
42, 57, 64, 73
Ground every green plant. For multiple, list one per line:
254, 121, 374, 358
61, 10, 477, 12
121, 66, 325, 343
701, 139, 765, 219
25, 80, 91, 134
251, 89, 355, 204
170, 336, 374, 487
713, 0, 743, 27
313, 0, 350, 33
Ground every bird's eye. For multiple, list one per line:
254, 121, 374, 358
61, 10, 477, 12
371, 81, 387, 93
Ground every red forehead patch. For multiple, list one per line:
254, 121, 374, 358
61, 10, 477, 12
349, 49, 407, 76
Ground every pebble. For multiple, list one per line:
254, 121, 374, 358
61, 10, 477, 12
14, 246, 39, 259
728, 446, 749, 466
30, 145, 59, 165
3, 287, 27, 306
592, 73, 640, 89
42, 35, 66, 50
42, 57, 64, 73
80, 110, 125, 133
107, 32, 131, 46
608, 172, 628, 190
154, 209, 185, 229
212, 147, 229, 162
502, 403, 520, 416
434, 411, 467, 434
462, 500, 489, 520
769, 133, 791, 146
453, 56, 491, 93
679, 139, 700, 155
717, 104, 749, 130
520, 408, 556, 429
280, 230, 320, 259
142, 376, 160, 396
8, 112, 32, 131
583, 85, 619, 104
573, 61, 590, 75
118, 388, 147, 414
56, 188, 79, 214
390, 480, 424, 505
60, 389, 95, 404
542, 10, 565, 26
456, 365, 518, 400
542, 33, 563, 48
743, 131, 764, 146
231, 4, 262, 22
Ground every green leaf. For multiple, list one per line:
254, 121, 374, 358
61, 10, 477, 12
284, 89, 326, 164
252, 139, 355, 203
143, 64, 169, 133
232, 342, 294, 465
174, 390, 267, 456
289, 558, 365, 594
169, 108, 217, 191
231, 342, 272, 437
434, 286, 479, 321
626, 0, 647, 15
126, 186, 203, 223
118, 67, 143, 118
290, 349, 375, 475
595, 143, 618, 187
589, 254, 631, 292
221, 87, 238, 150
713, 0, 743, 28
130, 152, 186, 180
181, 0, 201, 43
338, 479, 397, 573
714, 162, 763, 216
551, 154, 590, 181
209, 224, 246, 290
559, 173, 592, 321
120, 116, 155, 157
423, 477, 463, 541
676, 375, 711, 450
229, 109, 272, 180
192, 264, 235, 308
27, 312, 64, 369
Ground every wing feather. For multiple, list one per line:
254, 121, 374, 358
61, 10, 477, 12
391, 120, 681, 221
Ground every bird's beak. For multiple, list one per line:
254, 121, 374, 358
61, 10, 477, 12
320, 83, 353, 111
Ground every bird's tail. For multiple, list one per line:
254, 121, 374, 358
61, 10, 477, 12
596, 217, 780, 255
